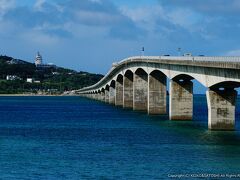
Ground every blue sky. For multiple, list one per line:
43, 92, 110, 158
0, 0, 240, 76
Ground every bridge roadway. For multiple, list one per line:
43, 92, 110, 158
77, 56, 240, 130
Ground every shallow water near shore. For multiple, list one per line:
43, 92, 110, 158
0, 95, 239, 179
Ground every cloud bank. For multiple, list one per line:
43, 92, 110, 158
0, 0, 239, 73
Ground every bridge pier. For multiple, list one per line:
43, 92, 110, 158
109, 86, 116, 105
116, 75, 123, 106
133, 69, 148, 111
148, 71, 167, 115
207, 88, 237, 130
105, 89, 109, 103
124, 71, 133, 109
95, 93, 99, 101
94, 94, 97, 99
101, 92, 105, 102
169, 79, 193, 120
98, 93, 102, 101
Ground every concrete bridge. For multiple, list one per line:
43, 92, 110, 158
78, 56, 240, 131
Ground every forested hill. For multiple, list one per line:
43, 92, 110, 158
0, 55, 103, 94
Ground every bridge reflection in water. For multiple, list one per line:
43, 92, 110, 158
78, 56, 240, 131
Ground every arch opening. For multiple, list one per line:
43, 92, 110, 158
110, 80, 115, 88
105, 84, 110, 91
210, 81, 240, 90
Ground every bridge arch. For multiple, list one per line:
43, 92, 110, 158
124, 69, 133, 76
210, 81, 240, 89
110, 80, 115, 88
134, 67, 148, 75
105, 84, 110, 90
149, 68, 169, 79
172, 74, 194, 81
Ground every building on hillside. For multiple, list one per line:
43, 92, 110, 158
35, 52, 56, 69
35, 52, 42, 66
6, 75, 22, 81
26, 78, 33, 83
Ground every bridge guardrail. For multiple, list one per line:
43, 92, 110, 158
118, 56, 240, 63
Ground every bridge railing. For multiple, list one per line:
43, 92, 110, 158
116, 56, 240, 64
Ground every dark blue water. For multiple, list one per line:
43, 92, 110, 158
0, 95, 240, 179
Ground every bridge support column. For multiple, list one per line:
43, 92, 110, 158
133, 69, 148, 111
148, 71, 167, 115
124, 71, 133, 109
207, 89, 237, 130
105, 89, 109, 103
109, 86, 115, 105
101, 92, 105, 102
116, 76, 123, 106
95, 94, 98, 100
97, 93, 101, 101
169, 79, 193, 120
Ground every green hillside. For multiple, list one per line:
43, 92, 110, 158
0, 55, 103, 94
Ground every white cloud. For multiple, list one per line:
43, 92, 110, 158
165, 8, 202, 29
0, 0, 15, 18
225, 49, 240, 56
74, 10, 120, 26
20, 29, 60, 45
34, 0, 46, 11
120, 5, 164, 32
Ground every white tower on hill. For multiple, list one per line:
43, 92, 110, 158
35, 52, 42, 66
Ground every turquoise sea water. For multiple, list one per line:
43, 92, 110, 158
0, 95, 240, 179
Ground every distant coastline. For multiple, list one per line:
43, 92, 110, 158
0, 55, 103, 94
0, 94, 62, 96
0, 93, 79, 96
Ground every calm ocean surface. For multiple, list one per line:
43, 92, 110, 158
0, 95, 240, 179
